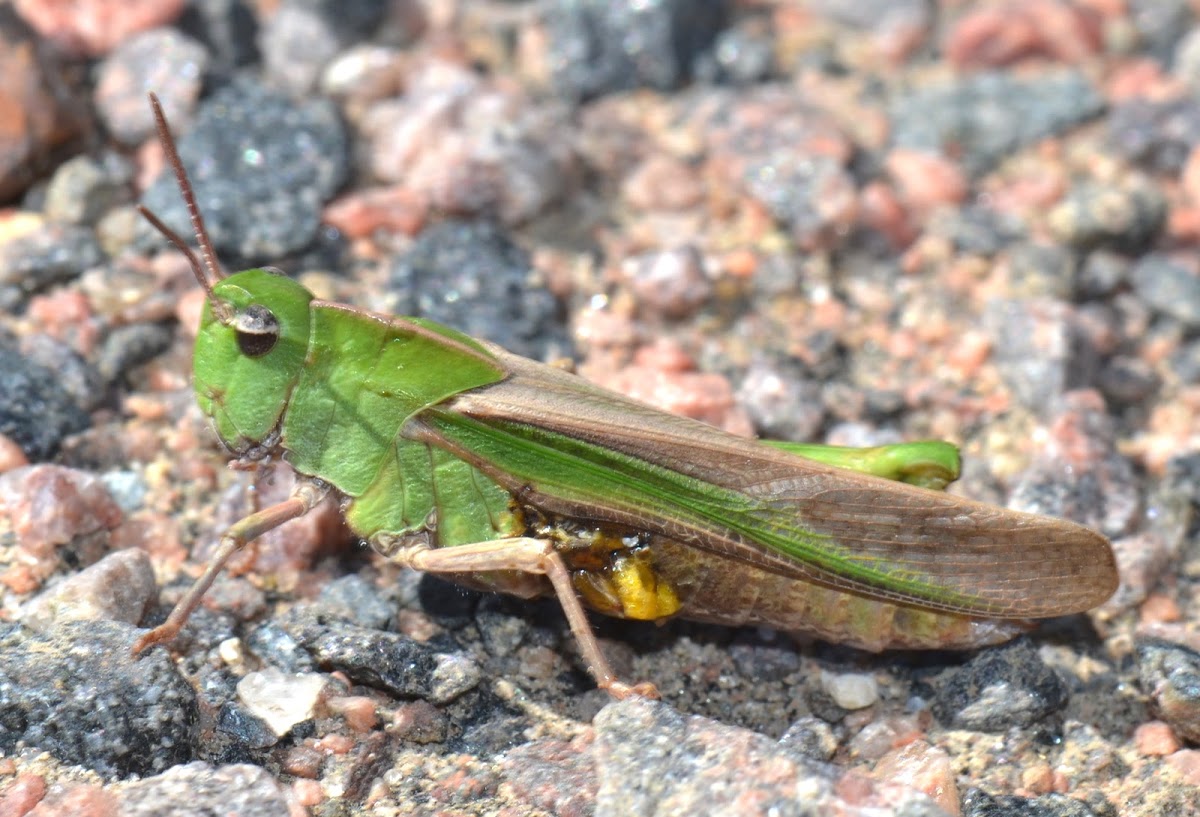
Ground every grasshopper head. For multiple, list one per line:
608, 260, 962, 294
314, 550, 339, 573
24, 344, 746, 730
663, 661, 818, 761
138, 93, 315, 457
193, 268, 313, 455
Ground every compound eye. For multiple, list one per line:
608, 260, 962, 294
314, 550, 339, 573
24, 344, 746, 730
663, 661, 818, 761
233, 304, 279, 358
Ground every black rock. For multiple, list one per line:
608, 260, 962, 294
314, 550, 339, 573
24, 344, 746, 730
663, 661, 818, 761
284, 608, 479, 702
0, 223, 104, 311
0, 346, 90, 460
138, 78, 347, 261
891, 71, 1105, 177
216, 701, 280, 750
178, 0, 261, 76
1130, 254, 1200, 330
0, 621, 198, 779
314, 574, 394, 631
95, 323, 174, 385
1049, 181, 1167, 254
244, 621, 317, 674
1108, 96, 1200, 174
962, 789, 1117, 817
543, 0, 730, 101
1136, 637, 1200, 744
384, 220, 571, 361
931, 640, 1069, 732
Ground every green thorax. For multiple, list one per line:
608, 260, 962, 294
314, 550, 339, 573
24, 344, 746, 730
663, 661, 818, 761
282, 303, 516, 547
282, 303, 507, 497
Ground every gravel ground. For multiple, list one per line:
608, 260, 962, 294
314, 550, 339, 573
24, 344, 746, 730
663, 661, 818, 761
1, 1, 1199, 815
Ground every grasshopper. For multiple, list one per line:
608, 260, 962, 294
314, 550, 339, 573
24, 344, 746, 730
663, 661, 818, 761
134, 94, 1117, 697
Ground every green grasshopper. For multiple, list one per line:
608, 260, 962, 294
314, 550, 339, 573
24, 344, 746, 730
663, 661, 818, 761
133, 94, 1117, 697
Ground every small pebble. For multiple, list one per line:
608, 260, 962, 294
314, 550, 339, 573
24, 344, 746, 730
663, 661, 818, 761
820, 670, 879, 710
116, 762, 290, 815
1165, 749, 1200, 786
0, 465, 122, 593
20, 548, 155, 632
1136, 637, 1200, 743
94, 28, 208, 146
621, 154, 705, 212
319, 44, 407, 103
315, 734, 355, 755
1019, 761, 1057, 795
778, 717, 838, 762
1129, 253, 1200, 329
291, 777, 324, 807
885, 148, 967, 218
583, 341, 753, 435
944, 1, 1100, 70
737, 360, 825, 441
360, 65, 573, 226
13, 0, 185, 58
217, 637, 245, 668
1134, 720, 1181, 756
0, 432, 29, 472
430, 652, 484, 704
237, 668, 328, 738
282, 745, 325, 779
1139, 591, 1184, 630
321, 186, 426, 239
392, 700, 449, 744
0, 18, 86, 202
258, 3, 342, 95
0, 773, 47, 814
847, 715, 924, 761
43, 152, 134, 225
871, 740, 958, 815
623, 246, 712, 320
327, 695, 378, 733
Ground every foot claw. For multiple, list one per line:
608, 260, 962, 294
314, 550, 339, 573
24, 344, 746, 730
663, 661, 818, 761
603, 680, 660, 700
130, 624, 177, 657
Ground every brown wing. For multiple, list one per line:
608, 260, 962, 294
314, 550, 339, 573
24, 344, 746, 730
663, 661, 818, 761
418, 347, 1117, 619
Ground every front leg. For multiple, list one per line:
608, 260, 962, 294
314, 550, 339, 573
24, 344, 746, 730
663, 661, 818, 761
391, 537, 659, 699
132, 478, 330, 655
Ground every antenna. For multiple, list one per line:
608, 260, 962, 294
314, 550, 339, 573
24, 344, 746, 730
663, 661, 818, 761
138, 205, 206, 283
140, 93, 232, 322
142, 92, 226, 281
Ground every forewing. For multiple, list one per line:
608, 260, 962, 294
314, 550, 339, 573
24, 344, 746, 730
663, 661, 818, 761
415, 348, 1117, 619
